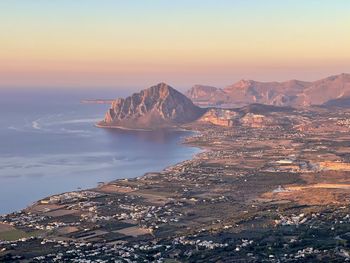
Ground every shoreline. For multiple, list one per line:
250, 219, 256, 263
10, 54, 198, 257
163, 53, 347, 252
95, 122, 196, 133
95, 123, 153, 132
4, 126, 204, 216
4, 104, 350, 261
94, 137, 205, 193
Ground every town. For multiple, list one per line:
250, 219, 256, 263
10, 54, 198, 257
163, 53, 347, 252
1, 105, 350, 262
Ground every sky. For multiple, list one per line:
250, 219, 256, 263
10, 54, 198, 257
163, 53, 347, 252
0, 0, 350, 90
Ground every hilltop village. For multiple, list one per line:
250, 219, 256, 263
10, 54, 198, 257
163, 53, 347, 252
2, 103, 350, 262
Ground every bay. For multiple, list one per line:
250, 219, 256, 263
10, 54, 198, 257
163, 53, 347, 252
0, 88, 199, 214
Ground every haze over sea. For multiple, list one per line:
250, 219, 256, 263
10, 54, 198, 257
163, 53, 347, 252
0, 88, 199, 214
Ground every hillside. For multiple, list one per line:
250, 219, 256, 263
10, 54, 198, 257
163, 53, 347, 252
98, 83, 205, 130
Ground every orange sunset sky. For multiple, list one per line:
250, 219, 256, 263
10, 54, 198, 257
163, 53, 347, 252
1, 0, 350, 89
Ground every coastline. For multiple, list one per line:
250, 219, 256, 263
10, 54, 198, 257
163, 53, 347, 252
95, 123, 153, 132
8, 125, 204, 215
4, 108, 350, 262
95, 122, 196, 133
96, 131, 204, 188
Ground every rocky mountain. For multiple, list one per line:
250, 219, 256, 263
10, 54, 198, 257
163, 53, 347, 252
186, 73, 350, 107
98, 83, 205, 130
297, 73, 350, 106
185, 85, 228, 106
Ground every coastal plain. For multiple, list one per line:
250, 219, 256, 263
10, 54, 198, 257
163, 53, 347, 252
2, 104, 350, 262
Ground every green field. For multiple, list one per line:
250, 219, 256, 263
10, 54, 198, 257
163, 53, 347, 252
0, 229, 36, 241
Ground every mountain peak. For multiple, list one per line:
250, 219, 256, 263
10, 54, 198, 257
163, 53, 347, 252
145, 82, 179, 97
99, 83, 205, 130
150, 82, 173, 91
235, 79, 255, 87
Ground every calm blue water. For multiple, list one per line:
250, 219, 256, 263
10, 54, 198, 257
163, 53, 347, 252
0, 88, 199, 214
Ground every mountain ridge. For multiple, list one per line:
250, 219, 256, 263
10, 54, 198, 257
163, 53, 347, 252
186, 73, 350, 107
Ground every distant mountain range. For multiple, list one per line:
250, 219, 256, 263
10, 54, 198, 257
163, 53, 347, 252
98, 83, 205, 130
98, 73, 350, 129
186, 73, 350, 107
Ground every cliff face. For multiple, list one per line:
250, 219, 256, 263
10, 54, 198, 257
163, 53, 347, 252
100, 83, 205, 129
197, 103, 294, 128
186, 73, 350, 107
185, 85, 228, 106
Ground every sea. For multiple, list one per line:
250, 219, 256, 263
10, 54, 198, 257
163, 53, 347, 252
0, 88, 200, 215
